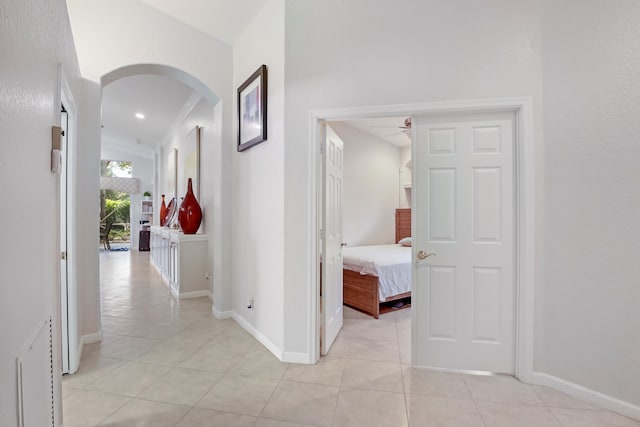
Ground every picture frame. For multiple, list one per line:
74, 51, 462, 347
181, 126, 201, 200
238, 64, 267, 151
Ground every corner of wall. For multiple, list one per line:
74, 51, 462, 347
76, 78, 103, 340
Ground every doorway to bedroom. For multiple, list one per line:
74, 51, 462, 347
318, 117, 414, 364
314, 99, 533, 378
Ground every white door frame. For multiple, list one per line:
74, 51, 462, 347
60, 104, 69, 374
307, 97, 535, 382
56, 65, 80, 374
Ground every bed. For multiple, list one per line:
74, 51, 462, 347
343, 208, 411, 319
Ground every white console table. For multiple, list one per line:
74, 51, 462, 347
150, 226, 208, 299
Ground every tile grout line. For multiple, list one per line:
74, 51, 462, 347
254, 372, 285, 423
327, 345, 351, 427
394, 311, 411, 426
460, 373, 489, 427
530, 385, 568, 427
74, 391, 132, 427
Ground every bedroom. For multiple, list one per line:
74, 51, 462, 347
320, 117, 413, 358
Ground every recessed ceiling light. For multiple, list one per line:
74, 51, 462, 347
135, 112, 145, 119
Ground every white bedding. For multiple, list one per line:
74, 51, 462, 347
342, 244, 411, 301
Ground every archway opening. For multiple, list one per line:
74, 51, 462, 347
65, 63, 226, 377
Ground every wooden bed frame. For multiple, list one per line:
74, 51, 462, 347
343, 208, 411, 319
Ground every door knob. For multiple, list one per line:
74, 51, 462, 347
417, 250, 436, 260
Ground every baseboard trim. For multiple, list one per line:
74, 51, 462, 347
211, 306, 233, 319
531, 372, 640, 421
282, 351, 314, 364
75, 338, 83, 372
209, 309, 311, 364
231, 312, 283, 361
179, 290, 213, 300
73, 330, 103, 373
82, 331, 103, 344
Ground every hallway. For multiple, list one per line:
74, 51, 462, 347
61, 252, 638, 426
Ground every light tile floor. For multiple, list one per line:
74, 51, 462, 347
63, 251, 640, 426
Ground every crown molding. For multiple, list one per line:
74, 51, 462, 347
155, 90, 202, 149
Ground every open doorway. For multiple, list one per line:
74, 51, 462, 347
63, 63, 223, 380
100, 160, 133, 251
319, 118, 413, 364
331, 118, 413, 317
313, 98, 535, 381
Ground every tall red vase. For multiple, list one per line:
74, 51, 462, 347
159, 194, 167, 226
178, 178, 202, 234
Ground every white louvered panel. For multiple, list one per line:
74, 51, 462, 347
17, 317, 54, 427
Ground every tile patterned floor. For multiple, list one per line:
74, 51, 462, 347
62, 251, 640, 426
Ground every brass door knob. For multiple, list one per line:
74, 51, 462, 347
417, 250, 436, 260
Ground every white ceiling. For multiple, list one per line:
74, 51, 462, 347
99, 1, 269, 154
100, 0, 410, 152
101, 75, 195, 148
339, 116, 412, 148
139, 0, 269, 45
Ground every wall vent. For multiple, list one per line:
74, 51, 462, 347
17, 316, 55, 427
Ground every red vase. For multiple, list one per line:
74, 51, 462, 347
159, 194, 167, 226
178, 178, 202, 234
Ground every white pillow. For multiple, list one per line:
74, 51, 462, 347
399, 237, 412, 247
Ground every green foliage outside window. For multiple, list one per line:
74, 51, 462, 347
100, 160, 133, 243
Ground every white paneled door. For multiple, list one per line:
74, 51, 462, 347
321, 125, 344, 355
413, 113, 515, 373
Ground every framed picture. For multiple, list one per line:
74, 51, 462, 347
238, 64, 267, 151
181, 126, 201, 200
166, 148, 177, 201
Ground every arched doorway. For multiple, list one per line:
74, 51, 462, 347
64, 63, 231, 375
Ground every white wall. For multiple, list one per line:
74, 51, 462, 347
330, 122, 400, 246
282, 0, 640, 413
540, 0, 640, 407
66, 0, 235, 331
158, 98, 214, 209
101, 143, 154, 250
232, 0, 286, 352
76, 80, 102, 344
283, 0, 544, 359
67, 0, 231, 98
0, 0, 82, 425
399, 146, 411, 209
203, 101, 225, 301
158, 97, 218, 295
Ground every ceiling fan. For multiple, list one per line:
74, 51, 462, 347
369, 117, 412, 138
